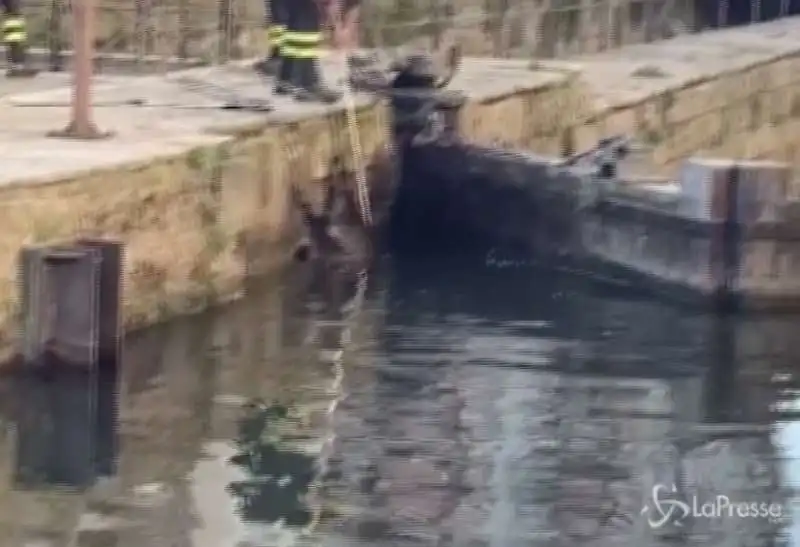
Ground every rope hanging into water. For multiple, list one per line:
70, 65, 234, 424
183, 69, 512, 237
303, 268, 369, 537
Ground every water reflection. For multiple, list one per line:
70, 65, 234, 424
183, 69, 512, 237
11, 367, 118, 490
227, 401, 315, 527
0, 258, 798, 546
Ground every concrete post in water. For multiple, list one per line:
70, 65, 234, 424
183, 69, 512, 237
14, 239, 123, 488
677, 158, 792, 309
19, 244, 101, 370
578, 155, 798, 310
677, 158, 741, 307
76, 238, 123, 477
75, 238, 123, 376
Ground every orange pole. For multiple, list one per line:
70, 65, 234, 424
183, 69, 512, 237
49, 0, 111, 139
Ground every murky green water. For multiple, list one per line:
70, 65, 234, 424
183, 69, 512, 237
1, 255, 799, 546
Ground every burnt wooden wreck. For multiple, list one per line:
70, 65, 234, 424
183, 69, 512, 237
385, 73, 800, 312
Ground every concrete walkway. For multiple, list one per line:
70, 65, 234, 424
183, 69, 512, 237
1, 16, 799, 189
0, 56, 565, 188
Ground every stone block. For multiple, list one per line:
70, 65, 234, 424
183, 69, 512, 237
738, 240, 800, 306
602, 108, 637, 137
667, 84, 715, 124
739, 240, 778, 287
734, 159, 790, 224
671, 114, 723, 159
724, 100, 752, 135
678, 157, 736, 221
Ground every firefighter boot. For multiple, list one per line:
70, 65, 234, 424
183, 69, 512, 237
293, 59, 341, 104
274, 54, 294, 95
347, 50, 378, 69
253, 55, 279, 77
6, 43, 37, 78
347, 52, 390, 92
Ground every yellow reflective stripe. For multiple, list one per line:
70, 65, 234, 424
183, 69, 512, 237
4, 32, 26, 42
283, 31, 321, 45
281, 45, 321, 58
282, 30, 322, 58
3, 19, 24, 31
266, 26, 284, 46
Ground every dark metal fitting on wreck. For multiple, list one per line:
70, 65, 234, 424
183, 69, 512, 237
561, 134, 635, 178
347, 46, 466, 145
387, 46, 465, 146
389, 88, 466, 146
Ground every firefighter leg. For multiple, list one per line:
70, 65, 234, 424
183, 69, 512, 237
331, 0, 384, 91
254, 0, 286, 77
340, 0, 371, 67
272, 0, 295, 94
285, 0, 341, 104
2, 0, 37, 77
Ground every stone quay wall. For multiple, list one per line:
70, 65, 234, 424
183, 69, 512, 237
2, 18, 800, 358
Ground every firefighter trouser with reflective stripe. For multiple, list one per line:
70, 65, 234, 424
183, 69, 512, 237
265, 0, 287, 54
2, 0, 27, 64
283, 0, 323, 60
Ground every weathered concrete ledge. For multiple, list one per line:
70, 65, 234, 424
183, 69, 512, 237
0, 61, 392, 357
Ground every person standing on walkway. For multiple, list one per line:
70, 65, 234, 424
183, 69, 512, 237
2, 0, 37, 77
279, 0, 341, 103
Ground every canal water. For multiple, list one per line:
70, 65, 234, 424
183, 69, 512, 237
1, 252, 799, 547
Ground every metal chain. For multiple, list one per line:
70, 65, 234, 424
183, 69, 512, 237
304, 268, 370, 537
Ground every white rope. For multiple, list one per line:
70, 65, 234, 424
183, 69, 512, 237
328, 0, 373, 229
341, 64, 374, 228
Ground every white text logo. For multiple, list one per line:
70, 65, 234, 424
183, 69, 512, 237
640, 484, 784, 528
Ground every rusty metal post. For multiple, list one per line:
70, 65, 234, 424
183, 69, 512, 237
19, 244, 101, 370
48, 0, 112, 139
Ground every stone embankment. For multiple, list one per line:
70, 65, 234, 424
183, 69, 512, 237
0, 17, 799, 354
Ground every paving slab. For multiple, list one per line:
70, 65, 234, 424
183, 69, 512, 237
555, 15, 800, 109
